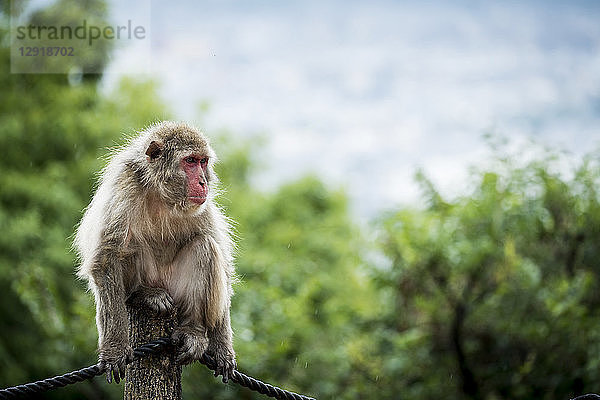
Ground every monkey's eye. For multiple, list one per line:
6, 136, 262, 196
184, 156, 198, 164
200, 157, 208, 165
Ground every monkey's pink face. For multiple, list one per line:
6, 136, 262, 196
180, 154, 209, 205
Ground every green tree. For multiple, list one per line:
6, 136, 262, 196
371, 146, 600, 400
0, 2, 169, 398
1, 3, 372, 397
180, 135, 376, 400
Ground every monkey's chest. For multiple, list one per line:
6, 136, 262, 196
134, 236, 204, 295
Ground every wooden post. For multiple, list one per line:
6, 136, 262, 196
124, 303, 181, 400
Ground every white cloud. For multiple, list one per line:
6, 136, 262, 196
105, 0, 600, 217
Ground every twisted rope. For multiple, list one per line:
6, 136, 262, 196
0, 338, 169, 399
0, 338, 315, 400
200, 353, 315, 400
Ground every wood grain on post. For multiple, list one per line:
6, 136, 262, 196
124, 304, 181, 400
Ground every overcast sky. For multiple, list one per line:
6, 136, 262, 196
103, 0, 600, 217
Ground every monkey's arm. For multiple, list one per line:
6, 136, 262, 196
90, 246, 133, 384
205, 230, 236, 382
207, 310, 236, 382
170, 233, 236, 378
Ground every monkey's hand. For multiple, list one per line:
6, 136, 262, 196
206, 342, 237, 383
173, 329, 209, 365
127, 286, 174, 316
98, 341, 134, 384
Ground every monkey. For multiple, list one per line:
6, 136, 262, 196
74, 121, 236, 384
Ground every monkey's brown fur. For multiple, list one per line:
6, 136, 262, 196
74, 121, 236, 383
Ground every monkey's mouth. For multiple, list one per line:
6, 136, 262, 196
188, 196, 207, 205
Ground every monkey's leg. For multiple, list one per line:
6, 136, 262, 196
91, 251, 134, 384
127, 286, 174, 316
206, 312, 237, 383
172, 322, 209, 365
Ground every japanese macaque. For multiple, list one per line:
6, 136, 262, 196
74, 121, 236, 384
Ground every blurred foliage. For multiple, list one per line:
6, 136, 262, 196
2, 2, 600, 400
187, 160, 376, 400
11, 0, 113, 74
370, 148, 600, 400
0, 2, 168, 398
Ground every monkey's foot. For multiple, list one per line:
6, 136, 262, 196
206, 345, 237, 383
127, 286, 174, 316
99, 343, 134, 384
173, 330, 209, 365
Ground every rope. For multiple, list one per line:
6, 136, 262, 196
0, 338, 315, 400
0, 338, 169, 399
200, 353, 315, 400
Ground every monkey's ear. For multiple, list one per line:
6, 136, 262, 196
145, 141, 164, 162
